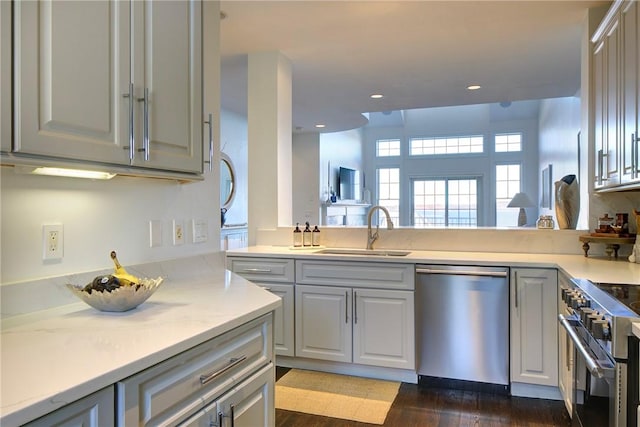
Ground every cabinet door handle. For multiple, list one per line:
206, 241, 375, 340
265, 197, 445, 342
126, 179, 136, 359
241, 268, 272, 273
215, 412, 223, 427
514, 270, 518, 309
230, 405, 236, 427
259, 286, 272, 291
204, 113, 213, 171
199, 355, 247, 385
354, 290, 358, 324
631, 134, 635, 177
137, 88, 150, 161
122, 83, 135, 162
345, 291, 349, 323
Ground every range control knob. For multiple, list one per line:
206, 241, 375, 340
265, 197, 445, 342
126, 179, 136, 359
579, 308, 595, 324
571, 296, 590, 310
591, 319, 611, 341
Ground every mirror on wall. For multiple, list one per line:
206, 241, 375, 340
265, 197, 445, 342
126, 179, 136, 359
220, 152, 236, 211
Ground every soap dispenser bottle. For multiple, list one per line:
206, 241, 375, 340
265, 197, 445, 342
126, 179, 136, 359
312, 225, 321, 246
293, 223, 302, 247
303, 222, 312, 247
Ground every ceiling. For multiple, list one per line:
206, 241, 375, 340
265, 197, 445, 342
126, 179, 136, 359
220, 0, 611, 134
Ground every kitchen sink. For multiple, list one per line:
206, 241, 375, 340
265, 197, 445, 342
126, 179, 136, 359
316, 248, 411, 257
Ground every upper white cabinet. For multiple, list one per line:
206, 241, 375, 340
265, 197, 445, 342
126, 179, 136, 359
510, 268, 558, 388
621, 0, 640, 184
593, 0, 640, 190
12, 0, 204, 176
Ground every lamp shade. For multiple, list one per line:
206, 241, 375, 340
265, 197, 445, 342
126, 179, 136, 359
507, 192, 534, 208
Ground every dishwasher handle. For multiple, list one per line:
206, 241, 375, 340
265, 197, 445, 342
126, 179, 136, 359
416, 267, 508, 278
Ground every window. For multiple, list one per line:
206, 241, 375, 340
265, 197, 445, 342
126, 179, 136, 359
376, 139, 401, 157
377, 168, 400, 225
495, 133, 522, 152
495, 164, 521, 226
410, 135, 483, 156
413, 178, 478, 227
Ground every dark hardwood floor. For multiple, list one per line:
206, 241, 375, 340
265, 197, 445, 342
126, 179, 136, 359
275, 367, 571, 427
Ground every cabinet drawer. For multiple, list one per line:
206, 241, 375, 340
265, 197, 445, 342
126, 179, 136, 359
296, 260, 414, 290
116, 314, 273, 427
227, 257, 294, 283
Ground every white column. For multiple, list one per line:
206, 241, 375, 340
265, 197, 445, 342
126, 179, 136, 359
247, 51, 292, 244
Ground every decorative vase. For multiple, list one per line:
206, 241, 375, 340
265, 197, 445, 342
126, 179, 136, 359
554, 174, 579, 229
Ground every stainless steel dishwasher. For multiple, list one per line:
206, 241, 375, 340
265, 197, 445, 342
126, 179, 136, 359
416, 264, 509, 390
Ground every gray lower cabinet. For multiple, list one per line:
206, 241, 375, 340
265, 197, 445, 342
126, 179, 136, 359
24, 387, 114, 427
179, 363, 274, 427
226, 257, 295, 357
510, 268, 558, 387
295, 260, 415, 370
117, 314, 274, 426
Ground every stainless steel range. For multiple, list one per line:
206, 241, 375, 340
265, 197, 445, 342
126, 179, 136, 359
559, 278, 640, 427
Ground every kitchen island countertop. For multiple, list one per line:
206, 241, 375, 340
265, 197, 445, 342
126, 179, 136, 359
227, 245, 640, 285
0, 254, 281, 427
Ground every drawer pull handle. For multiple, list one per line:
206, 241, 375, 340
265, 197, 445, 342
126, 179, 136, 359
199, 355, 247, 385
241, 268, 272, 273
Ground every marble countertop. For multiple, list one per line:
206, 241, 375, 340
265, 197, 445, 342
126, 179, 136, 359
0, 256, 281, 427
227, 245, 640, 285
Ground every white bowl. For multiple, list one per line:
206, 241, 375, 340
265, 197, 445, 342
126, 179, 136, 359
66, 277, 164, 312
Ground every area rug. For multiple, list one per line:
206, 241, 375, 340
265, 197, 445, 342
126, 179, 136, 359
275, 369, 400, 425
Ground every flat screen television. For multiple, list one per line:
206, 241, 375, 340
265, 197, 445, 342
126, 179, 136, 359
338, 167, 360, 201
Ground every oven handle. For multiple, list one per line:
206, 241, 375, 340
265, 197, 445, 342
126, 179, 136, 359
558, 314, 609, 379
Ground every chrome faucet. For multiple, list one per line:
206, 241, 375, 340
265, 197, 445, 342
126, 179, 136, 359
367, 205, 394, 250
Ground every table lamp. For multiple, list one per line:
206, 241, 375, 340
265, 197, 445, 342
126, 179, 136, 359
507, 192, 535, 226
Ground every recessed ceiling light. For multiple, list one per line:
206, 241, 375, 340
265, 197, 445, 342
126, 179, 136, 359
315, 124, 326, 128
370, 94, 384, 99
467, 85, 482, 90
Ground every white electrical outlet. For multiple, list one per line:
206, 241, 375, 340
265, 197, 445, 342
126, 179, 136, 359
43, 224, 64, 260
173, 220, 184, 246
192, 219, 208, 243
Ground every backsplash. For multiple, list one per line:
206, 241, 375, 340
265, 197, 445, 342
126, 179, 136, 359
256, 227, 601, 256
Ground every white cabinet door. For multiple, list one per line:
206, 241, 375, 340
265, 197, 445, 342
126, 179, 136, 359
25, 387, 114, 427
557, 273, 574, 415
216, 364, 274, 427
510, 268, 558, 386
178, 364, 274, 427
621, 0, 640, 184
353, 288, 415, 369
295, 284, 352, 363
130, 0, 203, 173
261, 283, 295, 357
14, 0, 130, 164
1, 0, 11, 152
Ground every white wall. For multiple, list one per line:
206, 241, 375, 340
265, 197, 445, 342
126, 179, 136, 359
293, 132, 320, 225
319, 129, 364, 202
220, 109, 248, 226
1, 169, 219, 284
538, 97, 585, 228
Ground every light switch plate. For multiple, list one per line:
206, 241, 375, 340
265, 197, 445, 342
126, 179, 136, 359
149, 220, 162, 247
192, 219, 208, 243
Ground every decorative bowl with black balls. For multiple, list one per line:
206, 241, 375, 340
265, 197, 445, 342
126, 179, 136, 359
66, 251, 163, 312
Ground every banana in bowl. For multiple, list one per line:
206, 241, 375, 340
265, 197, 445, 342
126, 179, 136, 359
66, 251, 163, 312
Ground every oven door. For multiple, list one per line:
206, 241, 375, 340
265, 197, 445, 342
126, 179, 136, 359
559, 314, 620, 427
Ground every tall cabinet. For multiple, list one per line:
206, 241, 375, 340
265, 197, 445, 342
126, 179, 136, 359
593, 0, 640, 189
12, 0, 204, 174
510, 268, 559, 390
